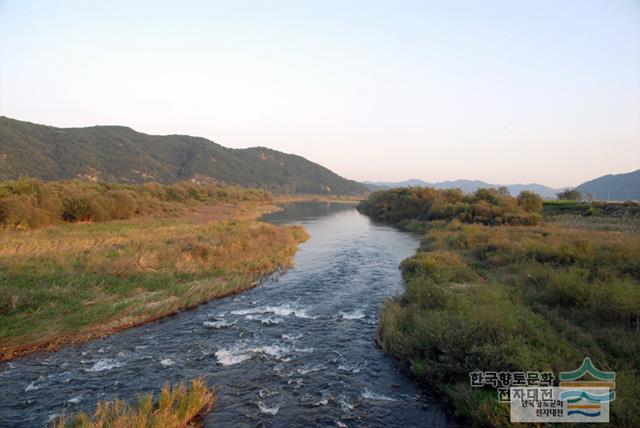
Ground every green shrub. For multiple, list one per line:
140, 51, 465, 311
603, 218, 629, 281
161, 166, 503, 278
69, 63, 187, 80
517, 190, 543, 213
357, 187, 542, 227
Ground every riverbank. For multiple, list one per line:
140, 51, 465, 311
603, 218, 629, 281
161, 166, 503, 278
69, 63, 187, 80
275, 194, 364, 203
359, 188, 640, 426
0, 201, 308, 362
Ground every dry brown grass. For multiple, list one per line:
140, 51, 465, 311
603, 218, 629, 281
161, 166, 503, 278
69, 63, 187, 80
0, 202, 308, 361
52, 379, 214, 428
426, 220, 640, 268
0, 217, 304, 276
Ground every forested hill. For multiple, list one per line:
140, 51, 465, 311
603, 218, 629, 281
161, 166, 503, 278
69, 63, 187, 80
0, 116, 368, 195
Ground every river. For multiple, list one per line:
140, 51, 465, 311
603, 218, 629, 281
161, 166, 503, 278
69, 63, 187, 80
0, 202, 455, 427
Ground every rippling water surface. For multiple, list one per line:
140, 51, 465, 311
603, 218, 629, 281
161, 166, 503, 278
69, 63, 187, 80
0, 202, 455, 427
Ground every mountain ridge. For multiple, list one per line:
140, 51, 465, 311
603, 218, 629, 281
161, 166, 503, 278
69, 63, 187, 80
0, 116, 368, 195
364, 170, 640, 201
576, 169, 640, 201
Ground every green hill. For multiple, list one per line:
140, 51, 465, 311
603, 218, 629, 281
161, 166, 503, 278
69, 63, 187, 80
0, 116, 367, 195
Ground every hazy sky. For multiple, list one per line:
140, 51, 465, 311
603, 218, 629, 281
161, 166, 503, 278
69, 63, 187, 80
1, 1, 639, 187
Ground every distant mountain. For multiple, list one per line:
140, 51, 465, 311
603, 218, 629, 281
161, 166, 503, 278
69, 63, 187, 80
504, 183, 563, 200
0, 116, 368, 195
364, 178, 432, 191
576, 169, 640, 201
363, 178, 561, 199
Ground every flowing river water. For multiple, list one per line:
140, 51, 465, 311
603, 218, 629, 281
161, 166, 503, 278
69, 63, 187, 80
0, 202, 455, 427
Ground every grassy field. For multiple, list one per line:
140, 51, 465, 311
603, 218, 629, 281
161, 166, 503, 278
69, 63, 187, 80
543, 199, 640, 218
0, 180, 308, 361
360, 189, 640, 426
52, 378, 214, 428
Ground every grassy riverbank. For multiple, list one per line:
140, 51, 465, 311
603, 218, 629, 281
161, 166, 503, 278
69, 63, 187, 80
359, 188, 640, 426
0, 179, 308, 361
275, 194, 364, 203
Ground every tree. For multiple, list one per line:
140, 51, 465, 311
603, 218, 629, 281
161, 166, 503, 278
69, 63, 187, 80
556, 189, 581, 201
497, 186, 510, 196
517, 191, 543, 213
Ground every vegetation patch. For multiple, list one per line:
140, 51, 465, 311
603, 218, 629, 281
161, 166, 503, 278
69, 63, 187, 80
357, 187, 542, 228
543, 199, 640, 219
0, 178, 272, 229
361, 187, 640, 426
52, 378, 214, 428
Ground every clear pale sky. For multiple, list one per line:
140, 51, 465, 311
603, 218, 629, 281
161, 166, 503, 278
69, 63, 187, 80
1, 1, 639, 187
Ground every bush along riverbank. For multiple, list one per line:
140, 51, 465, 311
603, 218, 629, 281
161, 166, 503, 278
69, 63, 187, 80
0, 178, 273, 228
359, 187, 640, 426
357, 187, 542, 230
0, 179, 308, 361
